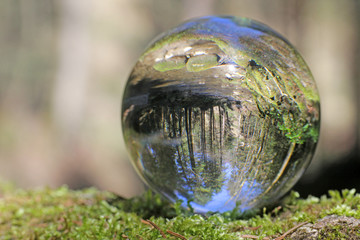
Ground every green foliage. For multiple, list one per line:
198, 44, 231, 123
1, 182, 360, 239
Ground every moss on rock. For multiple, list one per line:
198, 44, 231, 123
0, 182, 360, 239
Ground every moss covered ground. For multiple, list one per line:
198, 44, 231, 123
1, 182, 360, 239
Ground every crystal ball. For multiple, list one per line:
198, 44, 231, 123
121, 16, 320, 213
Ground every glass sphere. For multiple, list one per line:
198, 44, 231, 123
121, 16, 320, 213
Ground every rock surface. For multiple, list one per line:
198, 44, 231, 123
290, 215, 360, 239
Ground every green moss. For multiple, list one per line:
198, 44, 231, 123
153, 58, 186, 72
1, 182, 360, 239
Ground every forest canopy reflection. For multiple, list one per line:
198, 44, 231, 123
123, 81, 315, 212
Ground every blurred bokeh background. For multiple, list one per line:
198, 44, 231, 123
0, 0, 359, 198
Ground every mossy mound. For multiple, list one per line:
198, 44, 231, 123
1, 182, 360, 239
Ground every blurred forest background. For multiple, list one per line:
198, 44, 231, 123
0, 0, 359, 198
